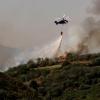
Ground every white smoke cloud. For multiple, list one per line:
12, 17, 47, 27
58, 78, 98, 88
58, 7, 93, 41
64, 25, 86, 53
63, 0, 100, 54
4, 35, 63, 70
88, 0, 100, 15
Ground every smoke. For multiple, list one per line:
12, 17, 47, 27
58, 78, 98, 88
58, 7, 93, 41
82, 17, 100, 53
64, 0, 100, 54
33, 35, 63, 58
88, 0, 100, 15
4, 35, 63, 69
65, 26, 87, 53
81, 0, 100, 53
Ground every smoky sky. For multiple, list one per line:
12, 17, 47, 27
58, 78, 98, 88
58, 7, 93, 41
1, 0, 100, 71
88, 0, 100, 15
80, 0, 100, 53
0, 0, 89, 49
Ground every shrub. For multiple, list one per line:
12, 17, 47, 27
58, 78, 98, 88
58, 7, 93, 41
92, 57, 100, 66
27, 60, 37, 68
49, 87, 62, 97
62, 60, 70, 67
29, 80, 38, 90
38, 87, 47, 96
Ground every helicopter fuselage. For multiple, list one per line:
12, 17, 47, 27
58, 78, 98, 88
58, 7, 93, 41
55, 19, 68, 25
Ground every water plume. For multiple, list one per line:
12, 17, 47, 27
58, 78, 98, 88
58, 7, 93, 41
5, 35, 63, 69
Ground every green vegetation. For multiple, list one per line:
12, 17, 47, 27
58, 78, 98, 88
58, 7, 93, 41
0, 53, 100, 100
0, 72, 39, 100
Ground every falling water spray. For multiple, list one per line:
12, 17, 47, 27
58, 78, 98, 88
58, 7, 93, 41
54, 32, 63, 57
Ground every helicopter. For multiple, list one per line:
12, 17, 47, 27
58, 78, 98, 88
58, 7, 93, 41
54, 15, 69, 25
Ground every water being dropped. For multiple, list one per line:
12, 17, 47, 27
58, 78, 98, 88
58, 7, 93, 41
32, 35, 63, 58
5, 35, 63, 70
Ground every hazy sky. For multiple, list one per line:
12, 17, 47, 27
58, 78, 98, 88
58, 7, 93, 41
0, 0, 91, 49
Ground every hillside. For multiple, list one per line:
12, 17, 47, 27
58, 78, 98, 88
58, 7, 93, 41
1, 53, 100, 100
0, 72, 40, 100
